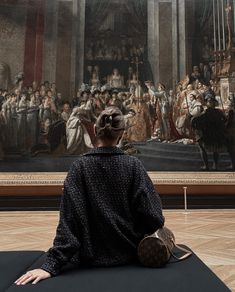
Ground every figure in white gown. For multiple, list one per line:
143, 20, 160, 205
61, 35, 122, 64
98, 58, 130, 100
66, 107, 93, 155
109, 69, 124, 89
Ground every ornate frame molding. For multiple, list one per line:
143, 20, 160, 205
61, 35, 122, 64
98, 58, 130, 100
0, 172, 235, 186
148, 172, 235, 185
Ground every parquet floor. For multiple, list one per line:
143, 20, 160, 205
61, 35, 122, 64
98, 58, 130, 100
0, 210, 234, 291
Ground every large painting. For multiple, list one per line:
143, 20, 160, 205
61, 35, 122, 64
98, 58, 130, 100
0, 0, 234, 174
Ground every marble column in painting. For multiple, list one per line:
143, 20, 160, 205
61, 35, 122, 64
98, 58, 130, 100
147, 0, 193, 88
148, 0, 158, 86
43, 0, 85, 98
76, 0, 86, 91
70, 0, 79, 96
158, 0, 173, 89
178, 0, 194, 80
55, 0, 74, 99
178, 0, 187, 81
62, 0, 85, 96
42, 0, 58, 83
148, 0, 176, 88
24, 0, 45, 86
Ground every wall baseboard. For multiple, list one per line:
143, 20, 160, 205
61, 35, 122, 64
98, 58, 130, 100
0, 194, 234, 211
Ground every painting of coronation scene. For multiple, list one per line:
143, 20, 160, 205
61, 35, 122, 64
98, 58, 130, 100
0, 0, 235, 171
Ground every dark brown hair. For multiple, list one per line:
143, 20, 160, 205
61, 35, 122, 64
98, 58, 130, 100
95, 106, 125, 140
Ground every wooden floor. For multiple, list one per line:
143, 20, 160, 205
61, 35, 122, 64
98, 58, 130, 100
0, 210, 234, 291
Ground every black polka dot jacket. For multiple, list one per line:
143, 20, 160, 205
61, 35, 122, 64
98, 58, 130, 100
41, 146, 164, 276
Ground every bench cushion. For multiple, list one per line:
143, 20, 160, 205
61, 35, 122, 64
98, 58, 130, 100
1, 248, 230, 292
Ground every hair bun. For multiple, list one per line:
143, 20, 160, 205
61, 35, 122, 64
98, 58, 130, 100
104, 115, 113, 125
95, 106, 125, 139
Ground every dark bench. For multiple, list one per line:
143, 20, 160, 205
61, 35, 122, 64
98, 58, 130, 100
0, 248, 230, 292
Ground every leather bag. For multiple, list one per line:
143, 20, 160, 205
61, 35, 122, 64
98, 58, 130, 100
138, 226, 192, 268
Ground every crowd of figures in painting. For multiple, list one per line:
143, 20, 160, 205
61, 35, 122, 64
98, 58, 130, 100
0, 61, 235, 170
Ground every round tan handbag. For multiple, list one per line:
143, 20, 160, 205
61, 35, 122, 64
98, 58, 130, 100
138, 226, 192, 268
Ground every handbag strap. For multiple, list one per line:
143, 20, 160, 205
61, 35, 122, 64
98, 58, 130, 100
153, 227, 192, 262
168, 241, 192, 262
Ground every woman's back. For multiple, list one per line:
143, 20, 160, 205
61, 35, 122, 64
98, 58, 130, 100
61, 146, 164, 268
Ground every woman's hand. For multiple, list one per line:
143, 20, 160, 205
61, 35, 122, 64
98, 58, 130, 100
14, 269, 51, 285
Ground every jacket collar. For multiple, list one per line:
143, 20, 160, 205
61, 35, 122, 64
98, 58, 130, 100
84, 146, 125, 156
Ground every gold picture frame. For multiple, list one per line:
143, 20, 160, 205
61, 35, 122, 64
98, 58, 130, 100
1, 172, 235, 198
0, 171, 235, 186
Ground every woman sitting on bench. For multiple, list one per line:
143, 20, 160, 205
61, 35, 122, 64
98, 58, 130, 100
15, 106, 164, 285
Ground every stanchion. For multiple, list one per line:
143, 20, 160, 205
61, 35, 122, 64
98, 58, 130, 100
183, 186, 189, 214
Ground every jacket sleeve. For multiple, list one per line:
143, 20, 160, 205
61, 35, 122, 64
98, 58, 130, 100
131, 158, 165, 235
41, 162, 81, 276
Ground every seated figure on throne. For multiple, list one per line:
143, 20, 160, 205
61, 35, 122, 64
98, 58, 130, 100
91, 72, 100, 89
108, 68, 124, 89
